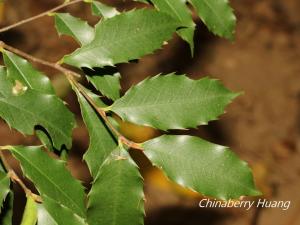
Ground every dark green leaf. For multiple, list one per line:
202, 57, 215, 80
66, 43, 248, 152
76, 91, 117, 178
143, 135, 261, 200
177, 27, 194, 55
0, 171, 10, 213
9, 146, 86, 223
91, 1, 119, 19
147, 0, 195, 54
111, 74, 239, 131
87, 148, 144, 225
0, 52, 75, 149
3, 51, 54, 94
189, 0, 236, 40
87, 73, 121, 101
42, 196, 86, 225
54, 13, 95, 46
0, 191, 13, 225
63, 9, 178, 68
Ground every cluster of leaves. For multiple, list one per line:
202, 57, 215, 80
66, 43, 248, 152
0, 0, 260, 225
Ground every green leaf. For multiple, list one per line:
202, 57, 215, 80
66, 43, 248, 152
87, 148, 144, 225
9, 146, 86, 223
41, 196, 86, 225
63, 9, 178, 68
177, 27, 195, 55
0, 171, 10, 213
36, 130, 54, 152
134, 0, 149, 4
3, 51, 54, 94
147, 0, 195, 54
189, 0, 236, 40
20, 196, 38, 225
143, 135, 261, 200
91, 1, 119, 19
0, 191, 13, 225
0, 52, 75, 149
0, 90, 75, 149
54, 13, 95, 46
87, 73, 121, 101
37, 198, 86, 225
37, 204, 57, 225
111, 74, 239, 131
76, 91, 117, 178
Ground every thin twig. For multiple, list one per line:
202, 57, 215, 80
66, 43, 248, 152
0, 0, 84, 33
0, 150, 42, 203
8, 170, 42, 203
0, 41, 144, 151
68, 77, 144, 150
0, 41, 81, 78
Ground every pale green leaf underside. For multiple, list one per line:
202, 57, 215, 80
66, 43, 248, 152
76, 91, 117, 178
0, 52, 75, 149
111, 74, 238, 131
20, 196, 38, 225
0, 171, 10, 214
91, 1, 119, 19
87, 148, 144, 225
87, 73, 121, 101
189, 0, 236, 40
9, 146, 86, 221
54, 13, 95, 46
37, 204, 58, 225
63, 9, 178, 68
143, 135, 261, 200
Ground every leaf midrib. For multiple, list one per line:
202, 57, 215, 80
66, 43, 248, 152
13, 149, 85, 217
77, 15, 175, 55
113, 94, 231, 111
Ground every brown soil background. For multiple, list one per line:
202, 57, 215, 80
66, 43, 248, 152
0, 0, 300, 225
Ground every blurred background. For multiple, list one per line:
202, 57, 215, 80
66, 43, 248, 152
0, 0, 300, 224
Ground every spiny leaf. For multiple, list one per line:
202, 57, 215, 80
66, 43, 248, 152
3, 51, 54, 94
143, 135, 261, 200
41, 195, 86, 225
76, 90, 117, 178
36, 201, 86, 225
91, 1, 119, 19
111, 74, 239, 131
177, 26, 195, 55
144, 0, 195, 54
0, 53, 75, 149
54, 13, 95, 46
9, 146, 86, 223
87, 148, 144, 225
0, 191, 13, 225
63, 9, 178, 68
0, 171, 10, 214
189, 0, 236, 40
134, 0, 149, 4
87, 73, 121, 101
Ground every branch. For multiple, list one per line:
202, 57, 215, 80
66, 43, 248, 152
0, 150, 42, 203
0, 0, 84, 33
0, 41, 81, 78
0, 41, 143, 151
